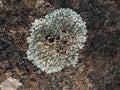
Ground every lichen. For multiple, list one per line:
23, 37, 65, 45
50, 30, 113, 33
26, 8, 87, 73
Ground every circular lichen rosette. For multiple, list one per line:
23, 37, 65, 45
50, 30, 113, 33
26, 8, 87, 73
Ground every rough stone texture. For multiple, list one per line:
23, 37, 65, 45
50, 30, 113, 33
0, 0, 120, 90
0, 77, 22, 90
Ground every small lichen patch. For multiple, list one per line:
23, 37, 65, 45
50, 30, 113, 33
26, 8, 87, 74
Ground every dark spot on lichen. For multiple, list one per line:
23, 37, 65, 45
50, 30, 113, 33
45, 35, 51, 40
61, 27, 67, 33
61, 40, 67, 45
55, 48, 60, 53
55, 35, 60, 40
48, 37, 54, 43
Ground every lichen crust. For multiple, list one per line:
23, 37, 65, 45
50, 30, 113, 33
26, 8, 87, 73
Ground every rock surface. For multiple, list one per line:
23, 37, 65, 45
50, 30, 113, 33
0, 0, 120, 90
0, 77, 22, 90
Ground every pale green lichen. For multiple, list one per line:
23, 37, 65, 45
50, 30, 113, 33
26, 8, 87, 73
